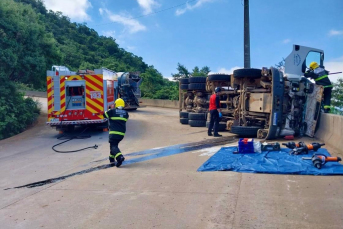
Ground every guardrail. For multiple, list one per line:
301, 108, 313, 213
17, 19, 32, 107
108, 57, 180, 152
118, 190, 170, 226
315, 113, 343, 153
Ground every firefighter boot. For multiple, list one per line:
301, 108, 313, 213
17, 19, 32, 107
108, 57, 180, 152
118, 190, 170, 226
109, 155, 116, 166
116, 154, 125, 168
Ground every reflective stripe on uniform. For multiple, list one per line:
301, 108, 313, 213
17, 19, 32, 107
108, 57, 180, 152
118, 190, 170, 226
109, 131, 125, 136
110, 117, 127, 121
104, 112, 109, 118
315, 74, 328, 81
109, 155, 115, 158
115, 152, 122, 159
324, 105, 331, 109
323, 85, 333, 88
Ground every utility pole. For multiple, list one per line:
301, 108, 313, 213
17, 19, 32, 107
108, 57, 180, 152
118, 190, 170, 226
244, 0, 250, 68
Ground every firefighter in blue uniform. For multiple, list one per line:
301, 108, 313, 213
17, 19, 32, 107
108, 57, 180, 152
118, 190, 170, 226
304, 62, 333, 113
104, 98, 129, 167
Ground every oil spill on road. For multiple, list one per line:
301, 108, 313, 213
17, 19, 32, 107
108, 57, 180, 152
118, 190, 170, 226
5, 136, 235, 190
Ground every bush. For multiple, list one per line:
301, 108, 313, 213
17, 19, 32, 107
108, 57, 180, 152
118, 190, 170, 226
0, 73, 40, 140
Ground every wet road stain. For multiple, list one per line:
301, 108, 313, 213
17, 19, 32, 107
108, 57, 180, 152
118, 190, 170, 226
5, 136, 235, 190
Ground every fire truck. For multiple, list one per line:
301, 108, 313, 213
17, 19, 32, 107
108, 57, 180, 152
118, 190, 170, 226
46, 66, 141, 131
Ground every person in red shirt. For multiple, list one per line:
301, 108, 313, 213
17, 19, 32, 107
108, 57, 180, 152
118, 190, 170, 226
208, 87, 222, 137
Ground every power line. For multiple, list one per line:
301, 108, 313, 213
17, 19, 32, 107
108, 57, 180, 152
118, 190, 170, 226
91, 0, 197, 27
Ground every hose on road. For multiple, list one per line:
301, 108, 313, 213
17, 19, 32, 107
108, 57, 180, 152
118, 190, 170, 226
52, 127, 98, 153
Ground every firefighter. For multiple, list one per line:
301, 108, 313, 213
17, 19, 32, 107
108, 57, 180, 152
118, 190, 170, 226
304, 62, 333, 113
104, 98, 129, 167
208, 87, 223, 137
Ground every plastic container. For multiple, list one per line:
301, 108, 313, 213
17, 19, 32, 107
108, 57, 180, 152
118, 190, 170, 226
238, 138, 254, 154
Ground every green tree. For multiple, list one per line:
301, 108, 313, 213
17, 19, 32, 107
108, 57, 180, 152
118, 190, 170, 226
331, 78, 343, 115
172, 63, 190, 81
192, 66, 211, 76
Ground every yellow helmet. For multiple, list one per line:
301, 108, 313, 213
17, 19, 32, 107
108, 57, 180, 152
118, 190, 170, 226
309, 62, 319, 70
115, 98, 125, 108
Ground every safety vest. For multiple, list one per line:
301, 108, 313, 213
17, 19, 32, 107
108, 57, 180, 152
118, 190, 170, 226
104, 108, 129, 140
313, 68, 332, 88
209, 94, 220, 110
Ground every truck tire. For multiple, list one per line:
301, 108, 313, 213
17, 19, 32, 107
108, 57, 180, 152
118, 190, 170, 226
179, 111, 189, 118
180, 78, 189, 84
188, 83, 206, 90
189, 77, 207, 83
233, 68, 261, 79
230, 126, 260, 137
180, 118, 189, 124
208, 74, 231, 81
180, 84, 188, 90
189, 120, 206, 127
206, 121, 227, 131
188, 112, 206, 120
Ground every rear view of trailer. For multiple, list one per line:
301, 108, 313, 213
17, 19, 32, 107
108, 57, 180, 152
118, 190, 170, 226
46, 66, 116, 131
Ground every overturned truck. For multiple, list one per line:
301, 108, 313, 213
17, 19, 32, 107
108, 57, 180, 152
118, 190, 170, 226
179, 45, 324, 139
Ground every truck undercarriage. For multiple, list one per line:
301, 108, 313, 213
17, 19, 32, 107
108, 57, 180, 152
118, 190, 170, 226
179, 45, 324, 140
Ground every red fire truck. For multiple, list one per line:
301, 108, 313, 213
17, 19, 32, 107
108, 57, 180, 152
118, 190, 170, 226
46, 66, 117, 132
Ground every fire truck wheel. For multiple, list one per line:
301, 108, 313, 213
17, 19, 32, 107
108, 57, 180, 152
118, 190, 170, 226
189, 77, 207, 83
189, 120, 206, 127
233, 68, 262, 79
188, 112, 206, 120
180, 78, 189, 84
230, 126, 260, 137
207, 74, 231, 81
179, 111, 189, 118
180, 118, 189, 124
188, 83, 206, 90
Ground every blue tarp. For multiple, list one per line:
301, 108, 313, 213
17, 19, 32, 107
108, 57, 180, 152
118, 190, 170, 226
197, 147, 343, 175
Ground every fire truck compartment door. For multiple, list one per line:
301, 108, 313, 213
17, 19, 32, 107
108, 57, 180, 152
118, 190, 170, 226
65, 80, 86, 110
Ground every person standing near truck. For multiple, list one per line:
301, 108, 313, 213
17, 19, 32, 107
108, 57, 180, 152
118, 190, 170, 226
104, 98, 129, 167
208, 87, 222, 137
304, 62, 333, 113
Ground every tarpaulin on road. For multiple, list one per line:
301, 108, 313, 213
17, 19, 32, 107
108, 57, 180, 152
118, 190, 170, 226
197, 147, 343, 175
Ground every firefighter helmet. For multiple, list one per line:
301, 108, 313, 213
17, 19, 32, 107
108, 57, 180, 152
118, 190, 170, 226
115, 98, 125, 108
310, 62, 319, 70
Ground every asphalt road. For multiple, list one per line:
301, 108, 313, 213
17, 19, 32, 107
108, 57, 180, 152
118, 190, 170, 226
0, 98, 342, 229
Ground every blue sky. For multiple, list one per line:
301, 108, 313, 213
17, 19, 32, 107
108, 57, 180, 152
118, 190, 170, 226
43, 0, 343, 80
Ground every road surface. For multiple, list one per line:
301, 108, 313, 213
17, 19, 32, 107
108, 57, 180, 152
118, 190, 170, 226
0, 98, 342, 229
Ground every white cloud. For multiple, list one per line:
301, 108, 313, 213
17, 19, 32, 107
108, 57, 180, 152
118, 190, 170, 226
43, 0, 92, 21
329, 29, 343, 36
137, 0, 160, 14
127, 46, 136, 51
283, 39, 291, 44
99, 8, 104, 15
325, 56, 343, 83
176, 0, 215, 16
210, 66, 241, 74
102, 30, 116, 38
100, 8, 146, 34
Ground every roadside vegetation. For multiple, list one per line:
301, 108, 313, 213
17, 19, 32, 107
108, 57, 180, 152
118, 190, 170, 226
0, 0, 176, 139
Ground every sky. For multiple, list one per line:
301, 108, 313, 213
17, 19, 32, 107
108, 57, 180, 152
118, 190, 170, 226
42, 0, 343, 81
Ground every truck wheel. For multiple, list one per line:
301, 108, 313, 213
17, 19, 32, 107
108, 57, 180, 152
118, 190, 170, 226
206, 121, 227, 131
189, 120, 206, 127
208, 74, 231, 81
188, 83, 206, 90
180, 84, 189, 90
233, 68, 261, 79
180, 78, 189, 84
188, 112, 206, 120
230, 126, 260, 137
180, 118, 189, 124
179, 111, 189, 118
189, 77, 207, 83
